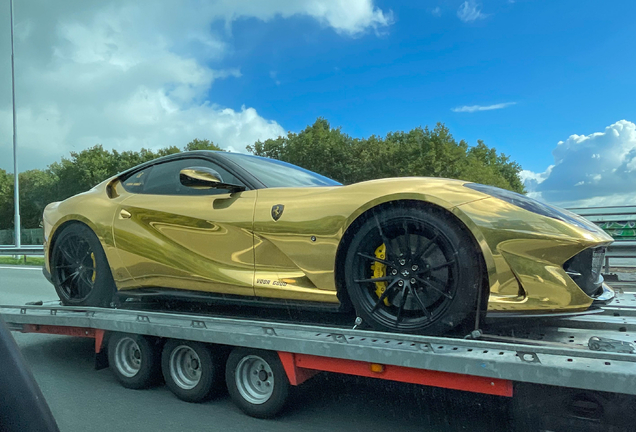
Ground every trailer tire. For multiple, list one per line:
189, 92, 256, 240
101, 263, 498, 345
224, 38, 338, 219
162, 340, 223, 403
108, 333, 161, 389
225, 348, 290, 418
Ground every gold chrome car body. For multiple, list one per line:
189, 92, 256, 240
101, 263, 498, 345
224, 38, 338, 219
43, 152, 613, 315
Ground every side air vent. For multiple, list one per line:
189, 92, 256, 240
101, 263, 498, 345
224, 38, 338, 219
563, 247, 606, 298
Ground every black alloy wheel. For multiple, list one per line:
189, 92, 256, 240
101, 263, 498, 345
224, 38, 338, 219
51, 223, 116, 307
344, 206, 482, 335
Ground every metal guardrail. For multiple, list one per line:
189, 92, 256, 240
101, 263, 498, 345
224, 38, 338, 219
0, 228, 44, 255
568, 205, 636, 221
0, 245, 44, 256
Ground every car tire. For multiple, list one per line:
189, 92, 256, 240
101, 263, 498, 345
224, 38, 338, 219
225, 348, 290, 418
108, 333, 161, 389
50, 223, 116, 307
162, 340, 223, 403
344, 205, 482, 335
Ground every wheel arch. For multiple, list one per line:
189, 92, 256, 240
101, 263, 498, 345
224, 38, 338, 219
334, 199, 494, 314
48, 217, 95, 268
47, 216, 113, 275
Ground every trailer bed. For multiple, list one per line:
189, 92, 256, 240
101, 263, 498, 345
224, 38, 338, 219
3, 281, 636, 398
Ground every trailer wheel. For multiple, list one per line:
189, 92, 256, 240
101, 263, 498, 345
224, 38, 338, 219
108, 333, 160, 389
225, 348, 290, 418
162, 340, 222, 402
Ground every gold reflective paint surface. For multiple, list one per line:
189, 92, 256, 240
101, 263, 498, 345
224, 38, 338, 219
457, 197, 612, 312
43, 175, 613, 314
251, 177, 483, 302
111, 184, 256, 296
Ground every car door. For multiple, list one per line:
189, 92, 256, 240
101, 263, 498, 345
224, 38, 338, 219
112, 156, 256, 297
251, 187, 343, 305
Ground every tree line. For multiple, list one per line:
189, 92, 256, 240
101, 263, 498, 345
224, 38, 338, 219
0, 119, 524, 230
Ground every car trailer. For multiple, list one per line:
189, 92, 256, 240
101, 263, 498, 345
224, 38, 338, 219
3, 281, 636, 431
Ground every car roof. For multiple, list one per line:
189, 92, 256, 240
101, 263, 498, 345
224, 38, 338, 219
115, 150, 269, 190
117, 150, 222, 178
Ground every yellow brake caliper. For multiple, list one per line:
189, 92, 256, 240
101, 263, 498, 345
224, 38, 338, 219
371, 243, 390, 306
91, 252, 97, 282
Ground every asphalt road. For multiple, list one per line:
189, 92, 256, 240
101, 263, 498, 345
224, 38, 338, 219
0, 266, 511, 432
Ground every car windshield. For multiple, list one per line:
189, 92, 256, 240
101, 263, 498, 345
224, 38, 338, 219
221, 152, 341, 188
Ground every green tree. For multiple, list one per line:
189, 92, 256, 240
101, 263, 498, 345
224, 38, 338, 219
248, 118, 361, 184
48, 145, 117, 200
19, 169, 57, 229
248, 118, 525, 193
184, 138, 223, 151
0, 169, 13, 230
463, 140, 524, 191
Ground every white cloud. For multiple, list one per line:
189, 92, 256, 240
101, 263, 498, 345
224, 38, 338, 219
431, 7, 442, 17
520, 165, 553, 201
215, 0, 393, 36
457, 1, 488, 23
520, 166, 553, 185
0, 0, 392, 171
452, 102, 516, 113
522, 120, 636, 207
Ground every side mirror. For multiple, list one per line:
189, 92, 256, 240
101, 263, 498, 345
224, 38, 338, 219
180, 166, 222, 188
179, 167, 245, 193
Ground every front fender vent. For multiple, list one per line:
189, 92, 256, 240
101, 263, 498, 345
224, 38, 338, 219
563, 247, 606, 297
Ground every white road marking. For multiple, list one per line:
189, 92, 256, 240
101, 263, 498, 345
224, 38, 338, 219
0, 266, 42, 270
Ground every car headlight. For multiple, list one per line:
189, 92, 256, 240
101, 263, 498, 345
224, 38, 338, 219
464, 183, 599, 232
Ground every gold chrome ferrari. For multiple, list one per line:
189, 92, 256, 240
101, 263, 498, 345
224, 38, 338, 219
42, 151, 615, 334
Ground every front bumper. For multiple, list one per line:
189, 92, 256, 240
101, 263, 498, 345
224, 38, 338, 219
564, 247, 607, 298
487, 282, 614, 320
592, 283, 616, 306
457, 197, 613, 315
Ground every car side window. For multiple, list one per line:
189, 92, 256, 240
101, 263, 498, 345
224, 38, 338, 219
140, 158, 244, 196
121, 167, 153, 193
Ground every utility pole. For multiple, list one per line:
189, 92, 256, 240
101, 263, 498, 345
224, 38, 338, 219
10, 0, 21, 248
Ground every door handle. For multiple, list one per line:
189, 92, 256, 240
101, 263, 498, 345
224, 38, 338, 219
119, 209, 132, 219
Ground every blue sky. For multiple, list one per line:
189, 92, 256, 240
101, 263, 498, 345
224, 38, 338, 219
1, 0, 635, 206
210, 0, 636, 174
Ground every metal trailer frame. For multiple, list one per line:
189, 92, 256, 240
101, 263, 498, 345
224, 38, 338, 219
3, 281, 636, 398
2, 281, 636, 432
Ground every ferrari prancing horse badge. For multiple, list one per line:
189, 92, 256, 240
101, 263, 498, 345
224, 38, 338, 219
271, 204, 285, 221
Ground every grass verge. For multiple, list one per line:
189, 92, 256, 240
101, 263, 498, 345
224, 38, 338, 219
0, 256, 45, 266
